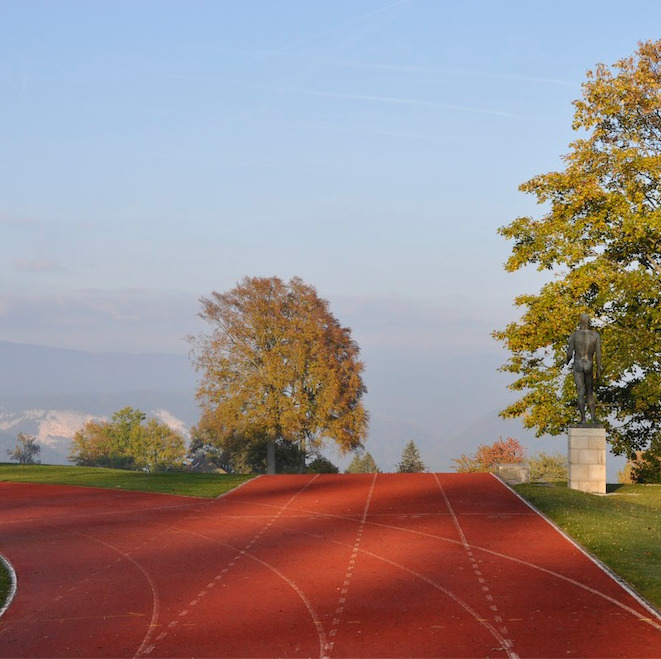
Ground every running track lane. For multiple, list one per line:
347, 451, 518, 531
1, 474, 660, 658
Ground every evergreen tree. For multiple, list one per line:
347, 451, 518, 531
396, 440, 427, 473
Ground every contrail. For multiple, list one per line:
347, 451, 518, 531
258, 85, 520, 118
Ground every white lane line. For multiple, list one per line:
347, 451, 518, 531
147, 474, 325, 657
74, 533, 161, 659
497, 473, 661, 627
273, 517, 516, 656
252, 484, 661, 631
434, 473, 518, 658
323, 473, 377, 659
347, 515, 661, 632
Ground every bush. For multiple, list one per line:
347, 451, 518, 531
630, 451, 661, 484
306, 456, 339, 474
528, 451, 567, 483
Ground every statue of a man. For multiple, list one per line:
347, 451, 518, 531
566, 313, 602, 425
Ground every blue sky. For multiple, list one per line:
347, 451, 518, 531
3, 0, 660, 355
5, 0, 658, 470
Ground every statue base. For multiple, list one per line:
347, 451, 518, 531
568, 426, 606, 494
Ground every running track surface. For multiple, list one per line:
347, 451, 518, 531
1, 473, 661, 658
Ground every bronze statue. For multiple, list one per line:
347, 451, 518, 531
566, 313, 602, 425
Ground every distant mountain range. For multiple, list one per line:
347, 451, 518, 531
0, 341, 198, 464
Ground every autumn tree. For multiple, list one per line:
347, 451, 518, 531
345, 452, 380, 474
70, 407, 186, 472
396, 440, 427, 473
452, 437, 525, 473
7, 432, 41, 465
189, 276, 368, 473
494, 40, 661, 458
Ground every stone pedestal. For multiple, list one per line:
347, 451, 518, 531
568, 426, 606, 494
495, 463, 530, 485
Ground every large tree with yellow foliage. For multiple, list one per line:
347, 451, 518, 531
189, 276, 368, 472
495, 40, 661, 458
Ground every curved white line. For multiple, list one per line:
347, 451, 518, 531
271, 518, 514, 655
494, 473, 661, 625
432, 473, 518, 658
74, 533, 161, 659
0, 551, 18, 619
262, 491, 661, 633
366, 517, 661, 632
176, 527, 328, 658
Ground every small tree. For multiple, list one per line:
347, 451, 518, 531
452, 437, 526, 473
7, 432, 41, 465
345, 452, 380, 474
396, 440, 427, 473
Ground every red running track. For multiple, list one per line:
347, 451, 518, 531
1, 473, 660, 658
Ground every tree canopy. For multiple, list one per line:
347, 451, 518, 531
494, 40, 661, 456
396, 440, 427, 473
69, 407, 187, 471
189, 276, 368, 472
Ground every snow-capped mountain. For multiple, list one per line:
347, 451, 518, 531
0, 341, 199, 464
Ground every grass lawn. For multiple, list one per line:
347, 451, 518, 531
0, 463, 254, 498
515, 482, 661, 610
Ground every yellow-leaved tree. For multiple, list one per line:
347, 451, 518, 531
189, 276, 368, 473
495, 40, 661, 461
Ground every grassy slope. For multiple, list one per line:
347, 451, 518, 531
0, 463, 253, 498
515, 482, 661, 609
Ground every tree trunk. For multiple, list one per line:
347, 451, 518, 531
266, 439, 276, 474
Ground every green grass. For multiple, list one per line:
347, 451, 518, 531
0, 557, 13, 613
0, 463, 254, 498
515, 482, 661, 609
